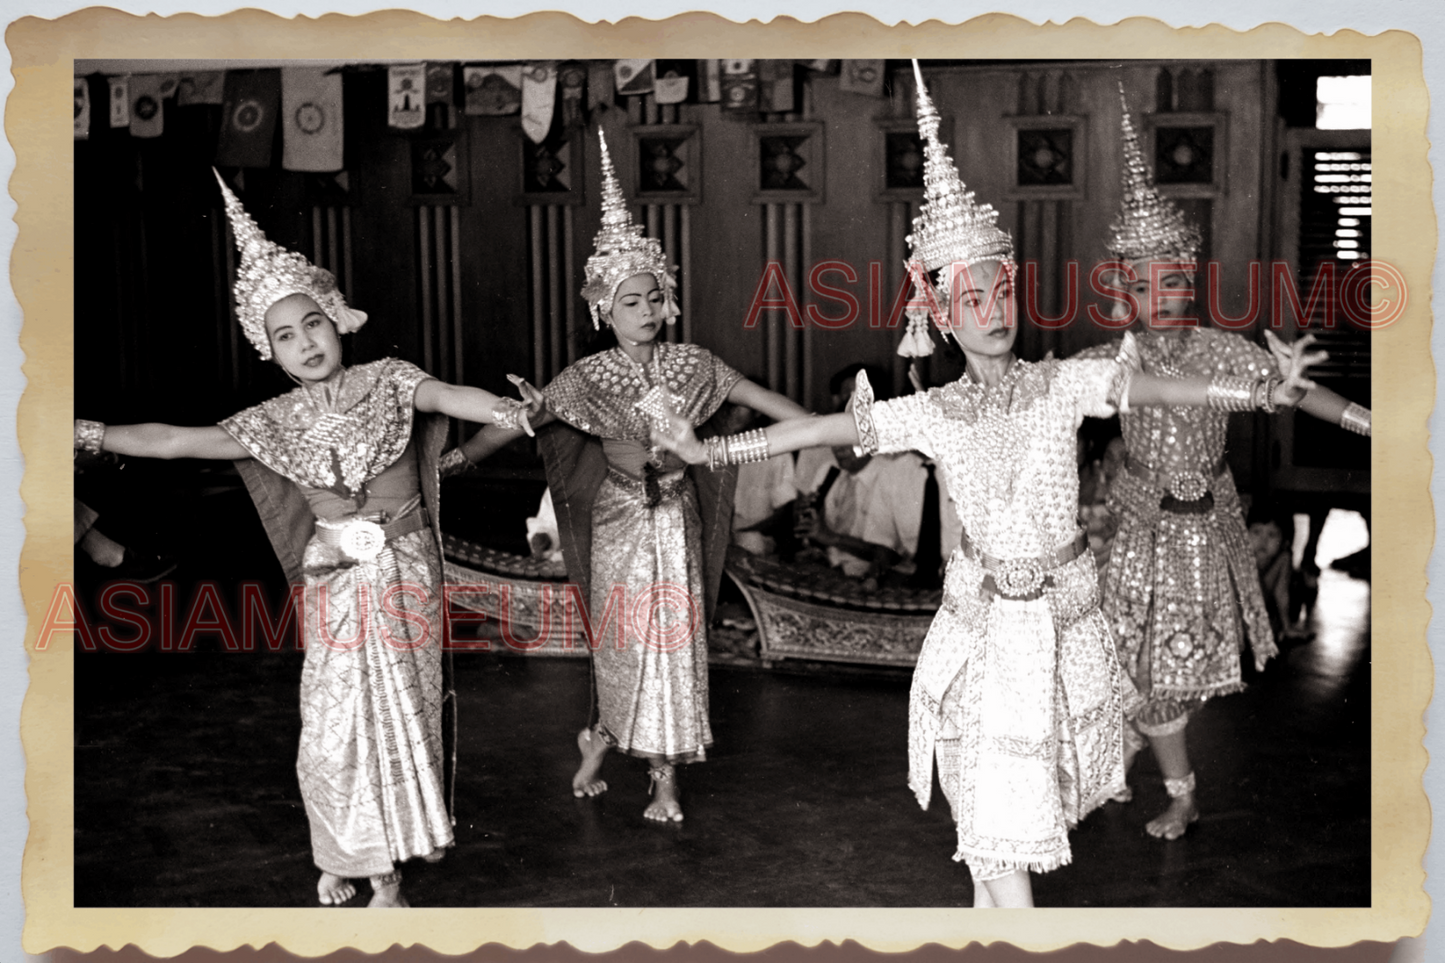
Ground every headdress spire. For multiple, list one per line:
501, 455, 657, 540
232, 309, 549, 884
213, 169, 366, 359
1106, 85, 1202, 267
580, 131, 679, 329
898, 61, 1014, 359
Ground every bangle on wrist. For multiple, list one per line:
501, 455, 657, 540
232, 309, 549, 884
1258, 376, 1282, 414
1205, 375, 1255, 412
491, 397, 526, 432
75, 419, 106, 454
1340, 402, 1371, 437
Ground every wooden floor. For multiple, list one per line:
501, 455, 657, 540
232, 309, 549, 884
73, 567, 1369, 909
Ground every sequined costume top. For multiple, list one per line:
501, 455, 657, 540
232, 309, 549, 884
1076, 327, 1276, 715
852, 354, 1136, 874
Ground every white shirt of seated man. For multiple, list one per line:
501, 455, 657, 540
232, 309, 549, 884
732, 453, 798, 556
794, 446, 959, 579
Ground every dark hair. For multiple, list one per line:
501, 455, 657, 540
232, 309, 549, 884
830, 363, 891, 400
1078, 416, 1122, 466
1246, 498, 1295, 541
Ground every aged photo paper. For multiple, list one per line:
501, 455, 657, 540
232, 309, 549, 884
12, 9, 1431, 958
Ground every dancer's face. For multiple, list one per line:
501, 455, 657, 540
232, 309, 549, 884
942, 259, 1017, 360
1110, 258, 1194, 329
608, 273, 665, 346
265, 293, 342, 383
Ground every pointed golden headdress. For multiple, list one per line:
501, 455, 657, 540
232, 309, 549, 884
1106, 86, 1202, 267
906, 61, 1014, 274
580, 131, 679, 329
213, 169, 367, 360
898, 61, 1014, 358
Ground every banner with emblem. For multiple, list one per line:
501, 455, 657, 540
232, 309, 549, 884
720, 59, 758, 112
759, 61, 795, 113
107, 75, 129, 129
613, 59, 654, 98
653, 60, 692, 105
586, 60, 613, 112
74, 77, 91, 140
215, 69, 280, 168
839, 59, 885, 97
520, 62, 557, 144
388, 64, 426, 130
177, 71, 225, 106
557, 61, 587, 129
282, 66, 344, 172
463, 65, 523, 116
425, 63, 454, 106
128, 74, 166, 138
697, 60, 722, 103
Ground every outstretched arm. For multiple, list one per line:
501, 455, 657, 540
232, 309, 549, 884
656, 411, 858, 466
415, 375, 550, 436
81, 422, 251, 461
726, 378, 812, 422
1126, 330, 1326, 411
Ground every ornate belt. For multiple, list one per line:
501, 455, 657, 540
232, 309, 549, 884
315, 507, 431, 563
1126, 453, 1228, 505
607, 466, 688, 501
958, 528, 1088, 600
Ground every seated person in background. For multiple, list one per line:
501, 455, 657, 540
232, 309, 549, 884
725, 404, 801, 557
1247, 499, 1313, 643
1077, 421, 1125, 572
794, 364, 960, 590
526, 488, 565, 564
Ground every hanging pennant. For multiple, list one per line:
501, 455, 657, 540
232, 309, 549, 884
586, 60, 613, 112
653, 60, 692, 105
107, 76, 130, 129
129, 74, 166, 138
215, 69, 281, 168
696, 60, 722, 103
388, 64, 426, 129
74, 77, 91, 140
463, 65, 523, 116
156, 73, 180, 100
840, 59, 885, 97
557, 61, 587, 129
521, 62, 557, 144
720, 60, 758, 113
177, 71, 225, 106
426, 63, 455, 106
759, 61, 795, 113
282, 66, 344, 172
613, 59, 654, 98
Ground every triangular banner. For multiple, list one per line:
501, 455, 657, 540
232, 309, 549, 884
521, 62, 557, 144
74, 77, 91, 140
177, 71, 225, 106
282, 66, 344, 172
463, 65, 523, 116
388, 64, 426, 130
215, 69, 281, 168
129, 74, 166, 138
614, 59, 654, 97
107, 76, 130, 129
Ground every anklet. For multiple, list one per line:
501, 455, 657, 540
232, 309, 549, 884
1163, 771, 1196, 798
648, 765, 675, 795
371, 869, 402, 887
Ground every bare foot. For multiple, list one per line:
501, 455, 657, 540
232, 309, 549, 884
1108, 785, 1134, 804
1145, 794, 1199, 840
644, 765, 683, 823
423, 849, 445, 863
573, 727, 609, 798
317, 872, 355, 906
368, 877, 409, 908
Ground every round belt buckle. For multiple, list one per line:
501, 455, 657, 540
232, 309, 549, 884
339, 519, 386, 562
1167, 470, 1209, 503
993, 557, 1045, 598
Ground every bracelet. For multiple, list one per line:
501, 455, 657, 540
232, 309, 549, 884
705, 436, 725, 472
1257, 376, 1282, 414
370, 869, 402, 886
1340, 402, 1372, 437
726, 428, 771, 466
491, 397, 527, 433
1205, 375, 1256, 412
75, 419, 106, 454
437, 448, 473, 479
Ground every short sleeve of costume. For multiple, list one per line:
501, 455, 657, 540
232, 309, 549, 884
1053, 356, 1125, 421
543, 364, 597, 434
1071, 338, 1123, 362
707, 350, 746, 401
385, 357, 434, 406
850, 370, 936, 459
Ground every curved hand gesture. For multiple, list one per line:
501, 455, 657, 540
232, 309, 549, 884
1263, 330, 1328, 407
651, 413, 708, 465
505, 374, 548, 437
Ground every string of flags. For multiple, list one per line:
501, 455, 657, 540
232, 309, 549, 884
76, 60, 887, 168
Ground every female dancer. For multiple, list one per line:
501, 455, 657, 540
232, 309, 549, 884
654, 64, 1324, 906
73, 173, 539, 907
1074, 91, 1373, 840
450, 133, 808, 823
